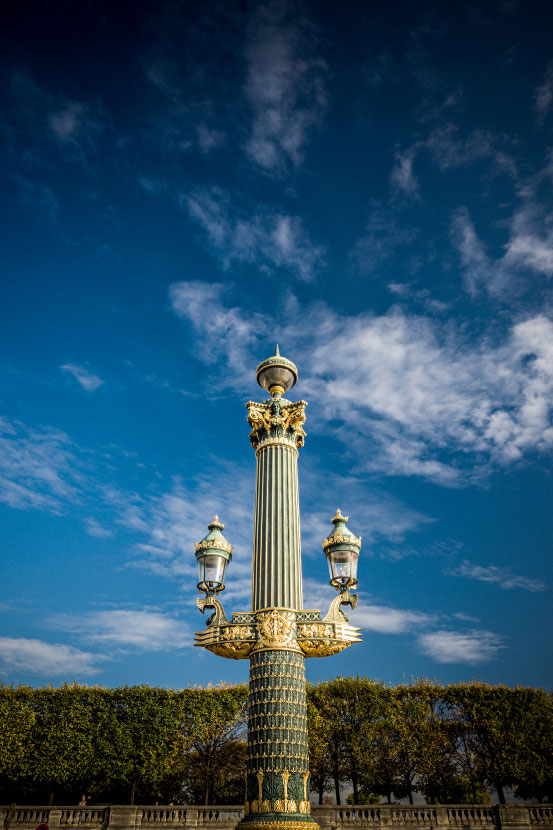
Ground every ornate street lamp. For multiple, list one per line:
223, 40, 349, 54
323, 509, 361, 593
195, 516, 233, 595
194, 347, 362, 830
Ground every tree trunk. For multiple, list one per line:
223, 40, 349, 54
428, 779, 435, 805
352, 773, 358, 803
318, 782, 324, 805
129, 780, 136, 805
468, 771, 477, 803
48, 792, 54, 807
496, 782, 506, 804
334, 767, 341, 805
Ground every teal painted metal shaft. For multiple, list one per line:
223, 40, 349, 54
252, 443, 303, 611
239, 393, 317, 830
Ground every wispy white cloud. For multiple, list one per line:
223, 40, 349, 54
196, 124, 225, 153
533, 61, 553, 124
0, 637, 103, 676
306, 308, 553, 480
138, 176, 168, 196
447, 560, 546, 592
450, 207, 495, 295
351, 202, 420, 274
51, 609, 192, 651
85, 518, 113, 539
48, 100, 104, 155
364, 48, 398, 88
61, 363, 104, 391
424, 125, 496, 171
244, 0, 327, 171
451, 194, 553, 297
353, 603, 434, 634
417, 629, 503, 663
301, 583, 500, 665
169, 280, 266, 387
391, 125, 504, 199
168, 284, 553, 483
15, 177, 59, 223
298, 465, 433, 556
182, 187, 324, 281
118, 468, 256, 605
391, 147, 420, 199
10, 71, 106, 168
0, 416, 82, 512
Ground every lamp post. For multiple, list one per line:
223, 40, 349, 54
194, 347, 362, 830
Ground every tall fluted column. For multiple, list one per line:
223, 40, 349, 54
193, 347, 362, 830
239, 352, 316, 830
252, 439, 302, 611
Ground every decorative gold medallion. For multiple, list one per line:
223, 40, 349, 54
258, 610, 294, 646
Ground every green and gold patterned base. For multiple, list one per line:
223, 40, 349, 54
237, 649, 318, 830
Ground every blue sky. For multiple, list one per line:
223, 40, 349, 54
1, 0, 553, 690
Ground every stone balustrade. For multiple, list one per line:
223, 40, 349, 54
1, 804, 552, 830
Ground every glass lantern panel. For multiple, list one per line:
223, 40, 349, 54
349, 550, 359, 581
327, 548, 359, 584
199, 553, 227, 587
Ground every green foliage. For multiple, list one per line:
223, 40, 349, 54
0, 684, 35, 780
346, 792, 381, 804
176, 684, 248, 805
0, 683, 247, 806
308, 677, 553, 806
0, 679, 551, 806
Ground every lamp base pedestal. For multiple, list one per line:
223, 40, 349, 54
237, 819, 318, 830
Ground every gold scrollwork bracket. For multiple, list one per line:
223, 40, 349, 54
195, 600, 257, 660
196, 595, 230, 627
296, 595, 362, 659
322, 590, 358, 624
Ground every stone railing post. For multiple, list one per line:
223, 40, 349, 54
186, 808, 199, 828
106, 806, 139, 830
435, 806, 449, 828
498, 806, 532, 830
48, 810, 62, 828
310, 806, 334, 830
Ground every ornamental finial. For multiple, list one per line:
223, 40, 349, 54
332, 508, 349, 524
275, 344, 280, 356
208, 515, 224, 531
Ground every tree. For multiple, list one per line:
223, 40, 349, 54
23, 684, 98, 804
307, 680, 350, 804
398, 682, 459, 805
512, 689, 553, 803
0, 684, 35, 794
365, 694, 404, 804
445, 683, 545, 804
108, 686, 183, 804
307, 686, 335, 804
177, 684, 248, 805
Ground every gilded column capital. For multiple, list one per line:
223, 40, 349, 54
246, 398, 307, 451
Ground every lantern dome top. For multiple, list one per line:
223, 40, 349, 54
256, 345, 298, 396
322, 509, 361, 552
194, 515, 233, 560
